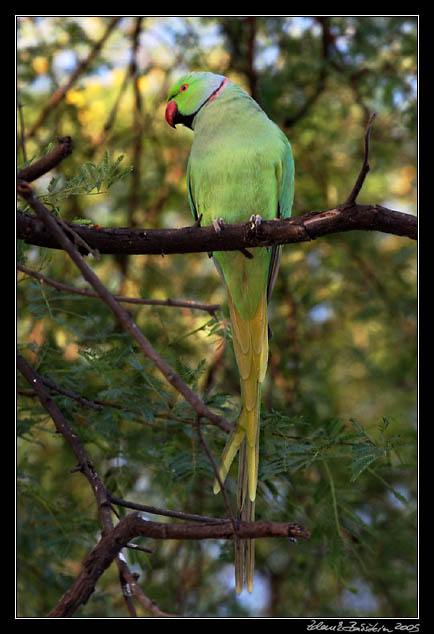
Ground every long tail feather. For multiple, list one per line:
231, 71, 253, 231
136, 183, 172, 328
213, 289, 268, 593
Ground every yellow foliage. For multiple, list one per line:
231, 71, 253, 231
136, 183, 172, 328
32, 56, 49, 74
57, 31, 69, 46
206, 47, 230, 70
65, 89, 86, 108
327, 183, 339, 207
110, 68, 126, 86
81, 16, 104, 38
137, 67, 165, 94
391, 165, 417, 196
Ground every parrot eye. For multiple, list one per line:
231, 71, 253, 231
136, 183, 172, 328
179, 83, 189, 93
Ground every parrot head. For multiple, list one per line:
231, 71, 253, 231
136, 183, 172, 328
165, 72, 228, 129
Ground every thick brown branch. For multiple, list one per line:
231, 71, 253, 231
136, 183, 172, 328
46, 511, 309, 618
17, 203, 417, 257
99, 513, 310, 542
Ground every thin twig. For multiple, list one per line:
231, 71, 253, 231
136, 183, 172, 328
40, 376, 103, 411
117, 565, 178, 618
17, 102, 27, 163
18, 384, 228, 436
283, 17, 333, 128
344, 112, 377, 206
17, 263, 221, 315
195, 415, 241, 555
195, 416, 238, 524
93, 57, 131, 147
129, 16, 145, 228
108, 493, 228, 524
17, 177, 100, 261
56, 214, 101, 260
239, 247, 254, 259
26, 17, 122, 138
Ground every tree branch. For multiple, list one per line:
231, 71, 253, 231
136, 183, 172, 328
46, 511, 310, 618
108, 494, 228, 524
17, 202, 417, 258
18, 351, 309, 617
17, 353, 110, 509
17, 263, 220, 316
17, 113, 416, 258
344, 112, 377, 206
17, 182, 232, 435
17, 136, 73, 183
17, 351, 180, 618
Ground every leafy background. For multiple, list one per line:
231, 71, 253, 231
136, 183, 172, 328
17, 16, 417, 618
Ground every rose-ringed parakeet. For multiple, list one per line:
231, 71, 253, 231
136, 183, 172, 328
165, 72, 294, 593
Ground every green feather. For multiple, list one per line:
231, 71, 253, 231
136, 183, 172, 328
166, 71, 294, 593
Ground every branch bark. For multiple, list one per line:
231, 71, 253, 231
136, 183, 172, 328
17, 136, 73, 183
46, 511, 310, 618
17, 203, 417, 257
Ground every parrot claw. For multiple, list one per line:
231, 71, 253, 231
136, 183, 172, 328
212, 218, 225, 233
249, 214, 263, 230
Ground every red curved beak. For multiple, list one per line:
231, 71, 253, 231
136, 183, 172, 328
165, 100, 178, 128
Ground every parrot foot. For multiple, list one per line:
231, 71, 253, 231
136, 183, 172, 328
249, 214, 263, 230
212, 218, 225, 233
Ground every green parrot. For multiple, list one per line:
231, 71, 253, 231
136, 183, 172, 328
165, 71, 294, 593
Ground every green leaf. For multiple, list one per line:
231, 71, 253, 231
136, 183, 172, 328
350, 445, 384, 481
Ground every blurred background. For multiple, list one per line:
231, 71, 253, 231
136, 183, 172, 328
17, 16, 417, 618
